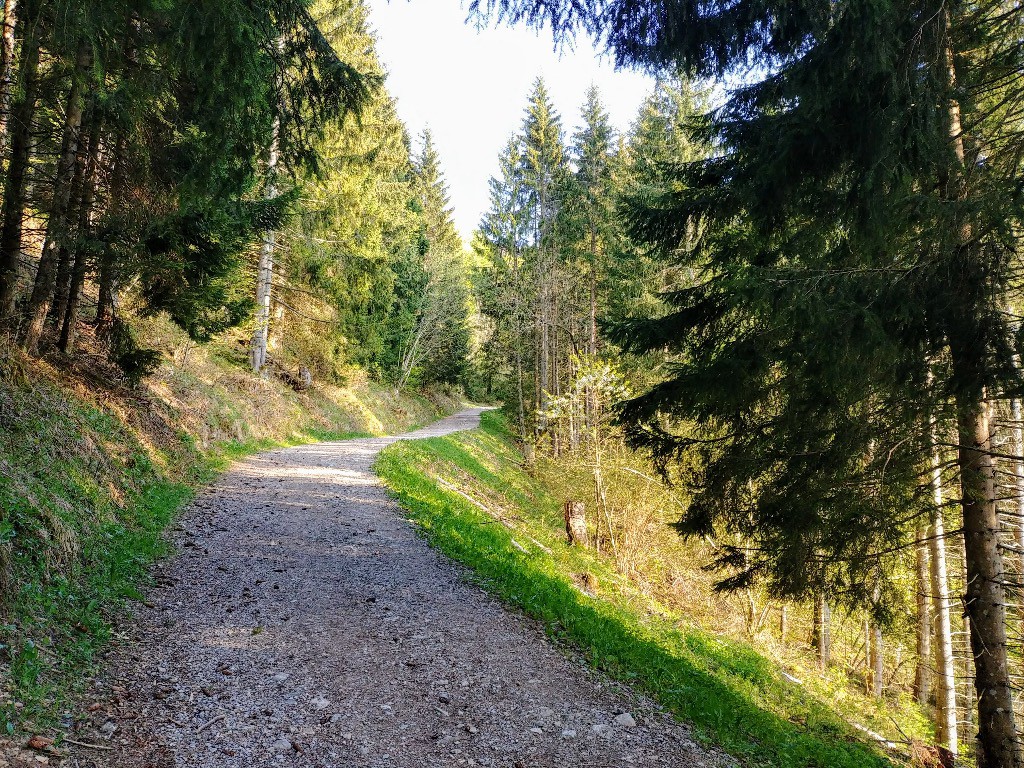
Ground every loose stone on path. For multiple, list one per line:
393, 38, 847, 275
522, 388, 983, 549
65, 409, 731, 768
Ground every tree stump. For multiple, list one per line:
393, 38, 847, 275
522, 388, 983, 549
564, 500, 588, 547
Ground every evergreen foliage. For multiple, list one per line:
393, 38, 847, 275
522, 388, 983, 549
474, 1, 1024, 763
0, 0, 474, 388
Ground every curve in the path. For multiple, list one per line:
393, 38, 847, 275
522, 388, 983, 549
72, 408, 724, 768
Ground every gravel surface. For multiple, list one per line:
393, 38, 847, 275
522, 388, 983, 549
62, 408, 727, 768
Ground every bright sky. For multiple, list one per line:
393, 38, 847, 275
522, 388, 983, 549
365, 0, 654, 245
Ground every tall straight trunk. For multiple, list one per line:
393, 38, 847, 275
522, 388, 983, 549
588, 231, 598, 358
250, 116, 279, 374
814, 595, 831, 670
512, 250, 527, 439
551, 287, 560, 456
94, 133, 127, 339
0, 0, 17, 158
586, 226, 598, 430
538, 263, 549, 431
915, 528, 932, 706
51, 121, 92, 332
59, 117, 103, 353
953, 392, 1017, 768
21, 42, 91, 354
535, 179, 550, 437
0, 17, 37, 323
870, 624, 884, 698
930, 446, 959, 755
941, 17, 1017, 765
1012, 395, 1024, 552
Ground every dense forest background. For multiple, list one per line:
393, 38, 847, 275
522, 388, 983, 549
1, 0, 1023, 766
0, 0, 473, 393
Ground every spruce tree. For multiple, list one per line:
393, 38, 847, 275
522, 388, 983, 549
479, 134, 533, 434
520, 78, 568, 435
571, 86, 615, 362
476, 2, 1024, 763
402, 129, 471, 387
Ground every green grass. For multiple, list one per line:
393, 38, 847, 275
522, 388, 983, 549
0, 412, 372, 732
0, 344, 448, 733
375, 411, 895, 768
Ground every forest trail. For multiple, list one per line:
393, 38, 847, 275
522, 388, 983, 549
68, 408, 723, 768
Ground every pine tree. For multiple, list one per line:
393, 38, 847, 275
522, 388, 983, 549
478, 134, 533, 434
520, 78, 567, 438
571, 86, 615, 363
477, 2, 1024, 763
400, 129, 471, 387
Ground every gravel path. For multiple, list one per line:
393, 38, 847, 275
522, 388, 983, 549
67, 408, 726, 768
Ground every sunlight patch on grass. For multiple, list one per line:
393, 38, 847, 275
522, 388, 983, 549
375, 411, 894, 768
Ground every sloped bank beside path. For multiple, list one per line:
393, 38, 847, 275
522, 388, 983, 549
65, 408, 726, 768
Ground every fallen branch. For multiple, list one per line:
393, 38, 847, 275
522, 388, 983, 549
61, 736, 114, 751
525, 535, 553, 554
850, 722, 899, 750
197, 714, 226, 733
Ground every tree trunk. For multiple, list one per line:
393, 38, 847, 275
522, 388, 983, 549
515, 323, 526, 436
511, 249, 527, 438
250, 116, 279, 374
21, 42, 92, 354
586, 237, 598, 432
0, 0, 17, 159
915, 527, 932, 706
564, 500, 588, 546
1012, 396, 1024, 553
538, 268, 549, 431
814, 595, 830, 670
953, 395, 1018, 768
51, 122, 92, 332
930, 449, 959, 755
941, 15, 1017, 764
59, 117, 103, 353
0, 18, 37, 324
551, 287, 560, 456
870, 623, 884, 698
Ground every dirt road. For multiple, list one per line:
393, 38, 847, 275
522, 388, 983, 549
66, 409, 724, 768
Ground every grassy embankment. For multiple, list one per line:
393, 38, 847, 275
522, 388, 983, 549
0, 317, 460, 732
376, 410, 902, 768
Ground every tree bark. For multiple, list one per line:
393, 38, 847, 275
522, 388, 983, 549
564, 500, 588, 546
915, 527, 932, 706
59, 116, 103, 353
0, 17, 37, 324
21, 41, 92, 354
870, 623, 884, 698
954, 395, 1018, 768
813, 595, 830, 670
51, 122, 92, 332
941, 14, 1017, 764
250, 115, 279, 374
0, 0, 17, 159
512, 250, 527, 438
1012, 396, 1024, 553
929, 440, 959, 755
